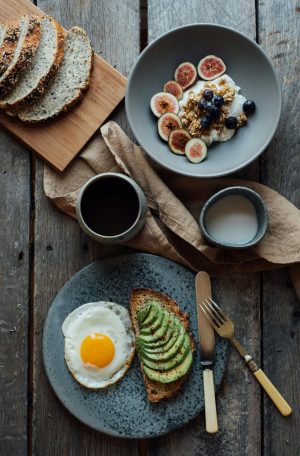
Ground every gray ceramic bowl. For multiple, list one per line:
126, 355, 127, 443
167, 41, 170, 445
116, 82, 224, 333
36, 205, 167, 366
126, 24, 281, 178
199, 186, 268, 248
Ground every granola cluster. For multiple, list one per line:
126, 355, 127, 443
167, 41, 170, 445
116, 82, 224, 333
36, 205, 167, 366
180, 78, 247, 138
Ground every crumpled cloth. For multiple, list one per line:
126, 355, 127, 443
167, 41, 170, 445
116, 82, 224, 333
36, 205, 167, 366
44, 121, 300, 290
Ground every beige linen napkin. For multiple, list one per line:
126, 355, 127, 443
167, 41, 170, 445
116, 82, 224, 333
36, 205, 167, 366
44, 121, 300, 281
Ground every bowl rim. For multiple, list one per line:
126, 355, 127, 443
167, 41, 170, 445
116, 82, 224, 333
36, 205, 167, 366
125, 23, 282, 178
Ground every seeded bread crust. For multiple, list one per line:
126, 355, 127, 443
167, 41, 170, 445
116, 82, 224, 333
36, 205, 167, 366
130, 288, 195, 403
16, 26, 93, 123
0, 17, 65, 110
0, 19, 20, 77
0, 16, 41, 98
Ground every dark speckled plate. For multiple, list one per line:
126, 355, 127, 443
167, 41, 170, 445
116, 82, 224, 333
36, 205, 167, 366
42, 253, 228, 438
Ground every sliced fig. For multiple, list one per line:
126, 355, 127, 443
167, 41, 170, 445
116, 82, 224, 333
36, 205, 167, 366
174, 62, 197, 89
168, 129, 191, 155
163, 80, 183, 100
157, 112, 182, 141
197, 55, 226, 80
185, 138, 207, 163
150, 92, 179, 117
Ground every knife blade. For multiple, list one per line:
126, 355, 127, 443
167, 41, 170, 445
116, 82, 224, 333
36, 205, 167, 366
195, 271, 218, 433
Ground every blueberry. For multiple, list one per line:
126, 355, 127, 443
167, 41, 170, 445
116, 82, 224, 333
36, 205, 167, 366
200, 116, 212, 129
243, 99, 256, 114
208, 106, 220, 120
213, 95, 224, 107
203, 89, 214, 101
206, 102, 213, 111
198, 100, 208, 111
225, 116, 238, 129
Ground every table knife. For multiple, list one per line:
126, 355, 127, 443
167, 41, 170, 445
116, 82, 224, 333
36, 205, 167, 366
195, 271, 218, 433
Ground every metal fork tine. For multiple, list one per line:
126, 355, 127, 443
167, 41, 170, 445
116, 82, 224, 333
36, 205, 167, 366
204, 298, 224, 326
208, 297, 229, 322
201, 301, 222, 329
198, 302, 219, 332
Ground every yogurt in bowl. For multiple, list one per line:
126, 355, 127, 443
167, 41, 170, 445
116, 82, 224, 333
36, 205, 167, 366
149, 56, 257, 165
179, 74, 247, 146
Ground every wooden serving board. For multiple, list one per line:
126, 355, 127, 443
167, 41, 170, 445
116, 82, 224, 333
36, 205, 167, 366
0, 0, 127, 171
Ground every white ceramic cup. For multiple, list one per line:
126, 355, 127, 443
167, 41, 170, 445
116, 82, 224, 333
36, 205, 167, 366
76, 173, 147, 244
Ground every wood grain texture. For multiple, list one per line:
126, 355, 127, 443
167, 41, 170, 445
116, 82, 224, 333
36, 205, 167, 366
0, 131, 30, 454
30, 0, 139, 455
0, 0, 126, 172
259, 1, 300, 453
147, 1, 261, 455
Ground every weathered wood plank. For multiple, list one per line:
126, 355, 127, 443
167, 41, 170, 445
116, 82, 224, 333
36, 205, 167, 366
31, 0, 140, 454
259, 0, 300, 454
147, 1, 261, 455
0, 132, 30, 454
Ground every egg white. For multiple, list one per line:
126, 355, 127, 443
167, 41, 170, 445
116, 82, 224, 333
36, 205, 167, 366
62, 302, 135, 389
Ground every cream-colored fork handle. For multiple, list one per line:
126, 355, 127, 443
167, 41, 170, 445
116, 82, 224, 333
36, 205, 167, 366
253, 369, 292, 416
203, 369, 218, 433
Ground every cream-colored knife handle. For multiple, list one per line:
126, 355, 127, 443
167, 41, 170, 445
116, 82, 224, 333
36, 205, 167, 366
253, 369, 292, 416
203, 369, 218, 433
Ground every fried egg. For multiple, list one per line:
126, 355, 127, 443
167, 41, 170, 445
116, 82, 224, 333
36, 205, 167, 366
62, 301, 135, 389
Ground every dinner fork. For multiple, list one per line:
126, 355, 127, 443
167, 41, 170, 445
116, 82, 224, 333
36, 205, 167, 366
199, 297, 292, 417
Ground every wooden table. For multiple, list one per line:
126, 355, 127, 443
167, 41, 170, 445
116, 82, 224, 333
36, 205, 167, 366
1, 1, 299, 455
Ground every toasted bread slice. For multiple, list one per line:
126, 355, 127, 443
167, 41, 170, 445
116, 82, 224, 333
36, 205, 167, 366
0, 16, 41, 97
0, 16, 65, 110
130, 288, 195, 403
0, 19, 20, 77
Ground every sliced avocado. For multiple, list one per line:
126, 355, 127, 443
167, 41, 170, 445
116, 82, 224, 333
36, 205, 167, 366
137, 309, 170, 343
140, 304, 164, 335
137, 303, 151, 324
137, 315, 176, 350
141, 301, 160, 327
140, 333, 190, 371
141, 317, 181, 353
141, 324, 185, 361
143, 350, 193, 383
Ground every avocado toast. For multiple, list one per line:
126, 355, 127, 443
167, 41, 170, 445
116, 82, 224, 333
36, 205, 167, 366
130, 288, 195, 402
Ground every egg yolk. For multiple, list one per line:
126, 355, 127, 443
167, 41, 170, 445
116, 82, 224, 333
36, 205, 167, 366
80, 333, 115, 368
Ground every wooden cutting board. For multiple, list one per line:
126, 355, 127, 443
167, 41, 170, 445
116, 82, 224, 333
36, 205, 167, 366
0, 0, 127, 171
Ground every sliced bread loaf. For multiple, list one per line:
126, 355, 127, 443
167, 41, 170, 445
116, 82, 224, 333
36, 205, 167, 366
0, 16, 65, 110
16, 26, 93, 123
0, 20, 20, 77
0, 16, 41, 98
130, 288, 195, 403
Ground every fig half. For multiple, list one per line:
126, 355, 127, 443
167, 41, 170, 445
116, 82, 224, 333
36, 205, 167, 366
163, 80, 183, 100
157, 112, 182, 141
150, 92, 179, 117
185, 138, 207, 163
168, 129, 191, 155
174, 62, 197, 90
197, 55, 226, 80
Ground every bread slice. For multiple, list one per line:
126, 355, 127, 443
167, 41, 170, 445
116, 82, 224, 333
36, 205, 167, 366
0, 20, 20, 77
130, 288, 195, 403
0, 16, 65, 110
0, 23, 6, 47
16, 26, 93, 123
0, 16, 41, 98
